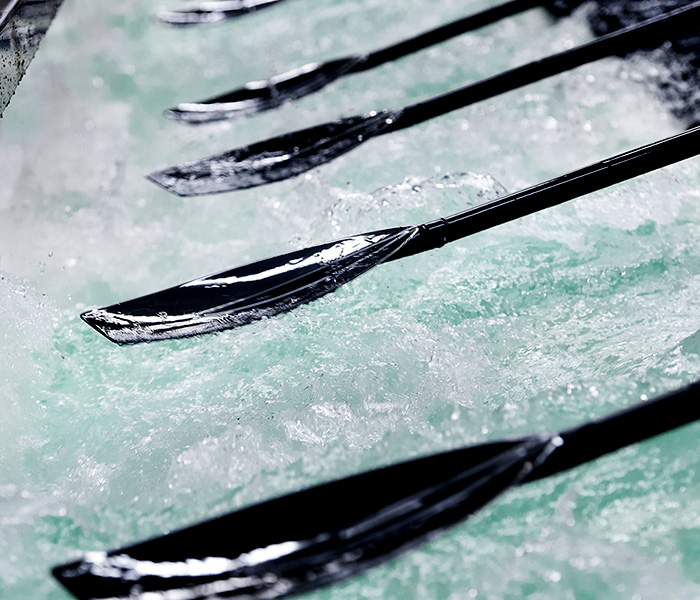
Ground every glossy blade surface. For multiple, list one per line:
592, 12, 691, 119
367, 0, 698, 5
53, 379, 700, 599
166, 0, 542, 123
156, 0, 286, 26
53, 435, 553, 600
166, 56, 367, 124
81, 226, 418, 344
152, 2, 700, 194
102, 125, 700, 344
148, 109, 402, 195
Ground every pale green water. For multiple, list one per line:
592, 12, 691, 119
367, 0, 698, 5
2, 1, 700, 599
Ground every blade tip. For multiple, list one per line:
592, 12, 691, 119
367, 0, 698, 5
154, 11, 203, 27
154, 11, 181, 26
162, 107, 181, 120
81, 308, 131, 345
162, 105, 219, 125
80, 307, 100, 327
51, 563, 71, 585
145, 170, 187, 197
155, 10, 226, 27
51, 560, 93, 600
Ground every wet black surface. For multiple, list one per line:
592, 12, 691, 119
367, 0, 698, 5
148, 109, 403, 195
150, 3, 700, 196
53, 380, 700, 600
86, 123, 700, 344
54, 435, 554, 599
165, 56, 367, 124
156, 0, 289, 27
81, 226, 417, 344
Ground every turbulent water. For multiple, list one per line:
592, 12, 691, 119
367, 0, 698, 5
2, 0, 700, 598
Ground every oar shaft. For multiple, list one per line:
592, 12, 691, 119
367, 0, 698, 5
525, 380, 700, 482
399, 123, 700, 257
353, 0, 543, 73
389, 1, 700, 131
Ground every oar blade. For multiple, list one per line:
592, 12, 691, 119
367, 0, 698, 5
165, 56, 367, 124
148, 109, 402, 196
156, 8, 226, 26
81, 226, 417, 344
156, 0, 284, 26
53, 435, 552, 600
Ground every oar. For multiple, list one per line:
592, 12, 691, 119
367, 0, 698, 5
165, 0, 545, 124
156, 0, 289, 27
52, 380, 700, 600
148, 1, 700, 196
84, 123, 700, 344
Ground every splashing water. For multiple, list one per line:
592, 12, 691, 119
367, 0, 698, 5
2, 0, 700, 599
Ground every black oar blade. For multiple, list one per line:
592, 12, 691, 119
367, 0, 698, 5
53, 435, 554, 600
148, 109, 402, 196
165, 56, 367, 124
156, 0, 284, 26
81, 226, 418, 344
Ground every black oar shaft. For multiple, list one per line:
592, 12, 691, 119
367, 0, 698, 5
117, 123, 700, 343
390, 2, 700, 131
158, 1, 700, 190
399, 123, 700, 257
353, 0, 543, 72
527, 380, 700, 481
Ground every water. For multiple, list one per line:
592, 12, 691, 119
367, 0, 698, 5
2, 0, 700, 598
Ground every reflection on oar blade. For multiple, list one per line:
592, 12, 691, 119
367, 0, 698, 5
156, 0, 287, 26
166, 0, 544, 123
151, 2, 700, 195
165, 56, 367, 124
81, 226, 418, 344
148, 109, 402, 195
94, 123, 700, 344
53, 435, 554, 599
52, 380, 700, 600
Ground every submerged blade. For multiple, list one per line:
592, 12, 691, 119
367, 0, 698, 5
148, 109, 402, 196
81, 226, 417, 344
0, 0, 64, 116
165, 56, 367, 124
53, 435, 554, 600
156, 0, 286, 26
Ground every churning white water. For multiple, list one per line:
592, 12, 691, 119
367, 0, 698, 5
2, 0, 700, 598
